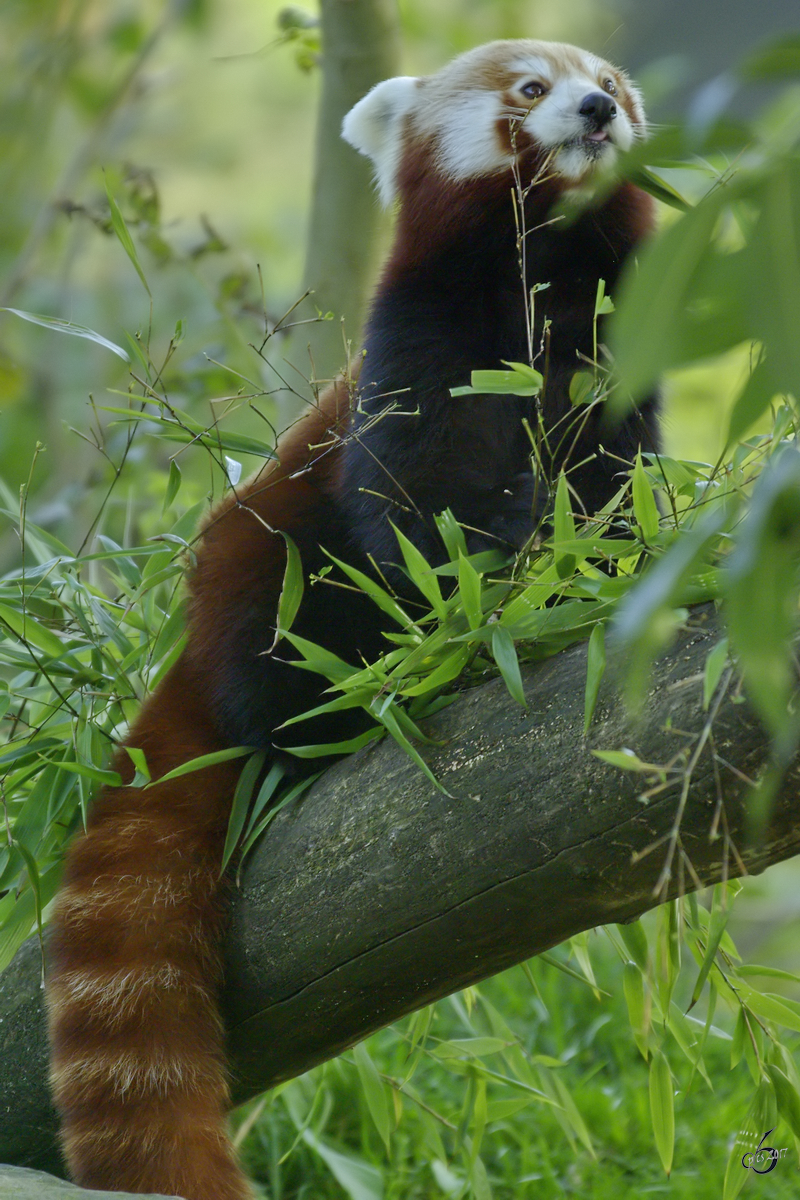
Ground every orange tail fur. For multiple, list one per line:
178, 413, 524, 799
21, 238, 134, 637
47, 386, 352, 1199
48, 661, 253, 1199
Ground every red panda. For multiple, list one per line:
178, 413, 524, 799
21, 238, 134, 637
47, 39, 657, 1200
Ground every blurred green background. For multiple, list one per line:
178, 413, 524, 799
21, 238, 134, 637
2, 2, 800, 1196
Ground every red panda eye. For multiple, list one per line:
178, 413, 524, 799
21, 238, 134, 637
520, 81, 546, 100
604, 78, 618, 96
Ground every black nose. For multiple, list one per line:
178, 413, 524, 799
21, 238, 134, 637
579, 92, 617, 127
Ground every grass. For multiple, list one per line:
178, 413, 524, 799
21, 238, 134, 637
235, 921, 800, 1199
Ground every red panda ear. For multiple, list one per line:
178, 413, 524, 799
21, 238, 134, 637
342, 76, 420, 206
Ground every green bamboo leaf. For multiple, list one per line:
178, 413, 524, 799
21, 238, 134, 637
149, 745, 253, 785
766, 1064, 800, 1140
105, 175, 151, 296
219, 751, 268, 876
1, 307, 130, 361
739, 32, 800, 81
434, 508, 468, 559
0, 602, 65, 658
375, 703, 449, 793
689, 903, 730, 1009
163, 459, 182, 513
747, 159, 800, 391
569, 370, 594, 406
623, 961, 649, 1059
46, 760, 122, 788
470, 1154, 492, 1200
278, 686, 377, 728
723, 1078, 775, 1200
300, 1128, 383, 1200
592, 748, 652, 772
617, 920, 649, 971
238, 772, 321, 865
737, 964, 800, 985
632, 453, 660, 543
0, 738, 63, 769
324, 551, 415, 629
274, 534, 304, 644
594, 278, 615, 316
551, 1073, 595, 1156
628, 166, 690, 212
703, 638, 729, 711
241, 761, 286, 842
400, 646, 470, 697
583, 622, 606, 734
390, 524, 447, 620
553, 474, 576, 579
491, 626, 526, 708
649, 1050, 674, 1175
0, 863, 61, 974
430, 1038, 507, 1059
739, 987, 800, 1033
450, 365, 541, 397
353, 1041, 391, 1154
725, 359, 781, 447
280, 631, 355, 683
458, 552, 483, 631
501, 360, 544, 384
726, 446, 800, 744
283, 726, 382, 758
730, 1007, 746, 1069
123, 745, 151, 786
612, 187, 727, 399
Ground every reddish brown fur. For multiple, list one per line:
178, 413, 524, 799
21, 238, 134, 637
47, 384, 352, 1200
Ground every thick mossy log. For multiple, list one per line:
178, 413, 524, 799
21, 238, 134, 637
1, 605, 798, 1174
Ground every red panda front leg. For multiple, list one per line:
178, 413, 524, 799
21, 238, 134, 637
47, 653, 254, 1200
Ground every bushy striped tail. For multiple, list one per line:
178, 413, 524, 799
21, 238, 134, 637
47, 656, 254, 1200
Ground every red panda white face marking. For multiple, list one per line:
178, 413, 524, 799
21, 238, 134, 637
343, 39, 646, 204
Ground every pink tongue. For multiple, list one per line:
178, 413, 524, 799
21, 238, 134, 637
588, 130, 608, 141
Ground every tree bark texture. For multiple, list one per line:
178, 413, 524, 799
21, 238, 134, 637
297, 0, 401, 381
2, 605, 799, 1174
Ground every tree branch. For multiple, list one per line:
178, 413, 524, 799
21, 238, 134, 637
297, 0, 401, 380
1, 605, 798, 1176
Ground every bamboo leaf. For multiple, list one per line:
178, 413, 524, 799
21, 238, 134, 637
353, 1041, 392, 1154
0, 603, 65, 658
491, 626, 526, 708
649, 1050, 675, 1175
390, 524, 447, 620
274, 534, 304, 644
583, 622, 606, 734
1, 308, 130, 361
219, 751, 268, 876
766, 1065, 800, 1140
105, 175, 151, 297
324, 551, 415, 629
283, 727, 382, 758
149, 745, 253, 785
632, 453, 660, 543
689, 903, 730, 1009
458, 552, 483, 631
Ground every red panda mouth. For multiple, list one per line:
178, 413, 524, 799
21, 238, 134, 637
562, 129, 613, 158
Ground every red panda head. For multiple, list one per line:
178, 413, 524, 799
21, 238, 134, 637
342, 39, 646, 206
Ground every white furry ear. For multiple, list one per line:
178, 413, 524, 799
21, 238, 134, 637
342, 76, 419, 206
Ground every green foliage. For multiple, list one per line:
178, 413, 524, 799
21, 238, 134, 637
2, 13, 800, 1198
231, 911, 800, 1198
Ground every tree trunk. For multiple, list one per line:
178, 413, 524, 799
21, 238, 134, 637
294, 0, 401, 384
1, 605, 798, 1175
